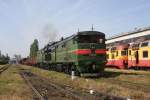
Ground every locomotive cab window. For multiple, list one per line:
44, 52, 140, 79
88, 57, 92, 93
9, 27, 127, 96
143, 51, 148, 58
78, 35, 104, 43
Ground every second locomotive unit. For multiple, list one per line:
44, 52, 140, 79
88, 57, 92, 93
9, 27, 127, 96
36, 31, 107, 76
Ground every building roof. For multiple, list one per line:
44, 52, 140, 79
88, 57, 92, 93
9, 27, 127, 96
107, 26, 150, 40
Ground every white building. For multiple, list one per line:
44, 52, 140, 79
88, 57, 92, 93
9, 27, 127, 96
9, 58, 18, 64
106, 26, 150, 46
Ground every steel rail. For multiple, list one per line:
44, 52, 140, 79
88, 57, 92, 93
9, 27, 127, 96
0, 64, 10, 74
20, 72, 45, 100
32, 72, 128, 100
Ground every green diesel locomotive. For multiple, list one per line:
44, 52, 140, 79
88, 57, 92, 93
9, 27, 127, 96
37, 31, 106, 76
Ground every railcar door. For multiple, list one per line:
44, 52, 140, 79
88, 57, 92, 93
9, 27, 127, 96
135, 51, 139, 64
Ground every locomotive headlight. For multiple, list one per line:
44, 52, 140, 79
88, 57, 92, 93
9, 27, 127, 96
99, 39, 103, 43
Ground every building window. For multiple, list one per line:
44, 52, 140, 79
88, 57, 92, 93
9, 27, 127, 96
143, 51, 148, 58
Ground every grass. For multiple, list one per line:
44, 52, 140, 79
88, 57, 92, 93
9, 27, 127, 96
105, 68, 150, 75
0, 64, 150, 100
0, 64, 32, 100
20, 65, 150, 100
103, 68, 150, 84
0, 65, 4, 68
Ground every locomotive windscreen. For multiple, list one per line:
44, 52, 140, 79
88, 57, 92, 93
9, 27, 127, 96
78, 35, 104, 43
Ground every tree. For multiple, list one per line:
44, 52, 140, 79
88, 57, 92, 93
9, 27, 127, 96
30, 39, 39, 58
0, 52, 10, 64
0, 50, 1, 58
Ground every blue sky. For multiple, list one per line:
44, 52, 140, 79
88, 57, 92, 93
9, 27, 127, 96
0, 0, 150, 57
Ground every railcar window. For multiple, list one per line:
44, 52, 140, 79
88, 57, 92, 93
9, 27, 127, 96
141, 42, 148, 47
111, 47, 116, 51
143, 51, 148, 58
78, 35, 104, 43
106, 48, 110, 51
132, 43, 139, 49
121, 50, 127, 56
107, 54, 109, 59
112, 54, 115, 59
129, 50, 131, 55
116, 51, 118, 56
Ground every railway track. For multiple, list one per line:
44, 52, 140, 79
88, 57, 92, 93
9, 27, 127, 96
0, 64, 10, 75
103, 78, 150, 93
20, 72, 83, 100
20, 71, 127, 100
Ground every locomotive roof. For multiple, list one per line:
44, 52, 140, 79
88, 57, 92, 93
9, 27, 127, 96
43, 31, 105, 49
54, 31, 105, 46
77, 31, 105, 36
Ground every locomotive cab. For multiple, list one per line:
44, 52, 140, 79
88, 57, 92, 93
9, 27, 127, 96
73, 31, 106, 76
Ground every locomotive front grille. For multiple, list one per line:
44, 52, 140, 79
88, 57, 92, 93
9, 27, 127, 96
90, 43, 95, 49
90, 53, 96, 57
